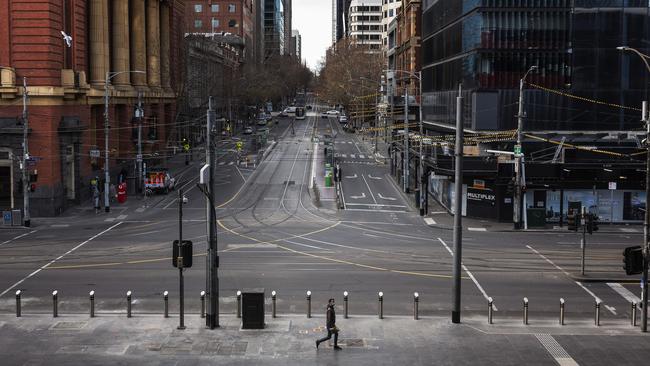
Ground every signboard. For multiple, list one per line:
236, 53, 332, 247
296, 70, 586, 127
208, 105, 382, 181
608, 182, 617, 190
3, 211, 11, 226
514, 144, 522, 155
236, 142, 243, 151
466, 188, 496, 206
473, 179, 485, 189
90, 149, 101, 158
136, 154, 143, 163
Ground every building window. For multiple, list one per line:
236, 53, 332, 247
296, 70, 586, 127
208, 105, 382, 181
389, 9, 393, 17
212, 18, 219, 29
229, 4, 236, 12
229, 19, 237, 27
211, 4, 219, 12
194, 19, 202, 28
194, 4, 202, 12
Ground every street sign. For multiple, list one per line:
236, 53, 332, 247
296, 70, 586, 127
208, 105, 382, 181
514, 144, 522, 155
236, 142, 243, 151
183, 143, 190, 152
608, 182, 617, 190
90, 149, 100, 158
136, 154, 143, 162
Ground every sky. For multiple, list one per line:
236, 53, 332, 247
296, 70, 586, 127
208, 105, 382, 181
292, 0, 332, 71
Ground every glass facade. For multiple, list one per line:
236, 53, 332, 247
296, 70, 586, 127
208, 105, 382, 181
421, 1, 650, 131
264, 0, 285, 56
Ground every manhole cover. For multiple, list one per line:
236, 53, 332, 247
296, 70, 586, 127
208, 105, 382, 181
283, 180, 295, 185
341, 338, 365, 347
50, 321, 87, 330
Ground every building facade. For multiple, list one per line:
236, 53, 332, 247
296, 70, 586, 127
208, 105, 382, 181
0, 0, 185, 216
290, 30, 302, 61
381, 0, 402, 48
348, 0, 383, 50
332, 0, 352, 44
264, 0, 285, 57
185, 1, 256, 61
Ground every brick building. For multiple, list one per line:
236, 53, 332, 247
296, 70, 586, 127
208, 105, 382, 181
0, 0, 185, 217
185, 1, 256, 62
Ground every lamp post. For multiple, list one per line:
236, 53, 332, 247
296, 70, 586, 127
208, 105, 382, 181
617, 46, 650, 332
513, 65, 538, 230
104, 70, 145, 213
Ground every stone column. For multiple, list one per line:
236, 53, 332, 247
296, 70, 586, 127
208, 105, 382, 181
112, 0, 131, 88
160, 2, 171, 90
89, 0, 109, 86
130, 0, 147, 88
146, 0, 161, 89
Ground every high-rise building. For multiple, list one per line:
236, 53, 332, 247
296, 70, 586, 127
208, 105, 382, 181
381, 0, 401, 48
332, 0, 352, 44
348, 0, 383, 50
291, 29, 302, 61
0, 0, 185, 216
264, 0, 285, 57
284, 0, 292, 56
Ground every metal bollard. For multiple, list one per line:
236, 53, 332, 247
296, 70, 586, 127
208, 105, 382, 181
236, 291, 242, 318
90, 291, 95, 318
163, 291, 169, 318
343, 291, 349, 319
413, 292, 419, 320
52, 290, 58, 318
595, 299, 601, 326
378, 292, 384, 319
15, 290, 21, 317
126, 291, 132, 318
488, 297, 493, 325
200, 291, 206, 318
306, 291, 312, 318
271, 291, 277, 318
632, 302, 637, 326
559, 298, 565, 325
523, 297, 529, 325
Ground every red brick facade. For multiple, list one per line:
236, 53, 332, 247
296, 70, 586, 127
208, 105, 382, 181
0, 0, 185, 216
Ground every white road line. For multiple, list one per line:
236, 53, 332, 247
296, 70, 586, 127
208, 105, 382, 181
309, 142, 318, 189
219, 162, 226, 166
117, 214, 128, 220
341, 154, 347, 158
135, 207, 146, 213
359, 154, 365, 159
0, 222, 123, 298
368, 174, 382, 180
350, 154, 356, 159
467, 227, 487, 232
424, 218, 436, 226
353, 142, 362, 154
104, 217, 116, 222
50, 224, 70, 228
437, 237, 496, 310
344, 174, 357, 179
228, 161, 234, 165
345, 208, 409, 213
344, 203, 406, 208
283, 239, 326, 250
607, 282, 641, 303
526, 244, 613, 314
0, 230, 37, 246
350, 193, 366, 199
361, 175, 377, 204
377, 193, 396, 201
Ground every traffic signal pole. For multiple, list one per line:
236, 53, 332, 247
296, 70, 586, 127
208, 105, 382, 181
206, 96, 219, 329
642, 100, 649, 332
451, 84, 463, 324
21, 77, 30, 227
178, 188, 185, 330
581, 208, 587, 276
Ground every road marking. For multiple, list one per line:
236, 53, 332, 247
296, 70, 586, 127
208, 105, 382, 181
429, 211, 447, 215
219, 162, 226, 166
0, 222, 123, 298
50, 224, 70, 228
350, 154, 356, 159
228, 161, 234, 165
361, 175, 377, 204
368, 174, 382, 180
535, 334, 579, 366
467, 227, 487, 232
344, 208, 409, 213
309, 142, 318, 189
344, 203, 406, 208
424, 218, 436, 226
620, 228, 639, 233
341, 154, 347, 158
437, 237, 496, 310
345, 173, 357, 179
350, 192, 366, 199
605, 305, 617, 315
607, 282, 641, 303
135, 207, 146, 213
359, 154, 365, 159
117, 214, 128, 220
0, 230, 37, 246
377, 193, 396, 201
353, 142, 363, 154
526, 245, 613, 314
104, 217, 116, 222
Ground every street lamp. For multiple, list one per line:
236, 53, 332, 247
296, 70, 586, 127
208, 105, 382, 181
103, 70, 145, 213
617, 46, 650, 332
386, 69, 425, 214
513, 65, 538, 230
1, 66, 30, 226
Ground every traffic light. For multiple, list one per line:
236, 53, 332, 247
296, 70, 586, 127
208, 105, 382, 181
567, 212, 578, 231
173, 240, 193, 268
29, 183, 36, 192
623, 246, 644, 275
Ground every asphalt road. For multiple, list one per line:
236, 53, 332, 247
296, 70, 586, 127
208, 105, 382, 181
0, 104, 644, 328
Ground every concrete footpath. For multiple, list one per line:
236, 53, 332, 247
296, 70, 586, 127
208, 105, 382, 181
1, 313, 649, 365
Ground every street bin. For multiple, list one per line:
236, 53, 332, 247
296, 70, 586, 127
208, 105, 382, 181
527, 208, 546, 228
241, 290, 265, 329
11, 209, 21, 226
325, 174, 332, 187
117, 183, 127, 203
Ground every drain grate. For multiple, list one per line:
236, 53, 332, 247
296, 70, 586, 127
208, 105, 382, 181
283, 180, 295, 185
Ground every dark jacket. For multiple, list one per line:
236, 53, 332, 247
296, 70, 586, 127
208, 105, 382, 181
326, 304, 336, 329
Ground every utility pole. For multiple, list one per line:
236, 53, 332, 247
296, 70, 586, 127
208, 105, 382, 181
514, 66, 537, 229
581, 206, 587, 276
374, 90, 378, 154
643, 100, 649, 332
177, 188, 185, 330
452, 84, 463, 324
103, 72, 111, 213
403, 87, 409, 193
206, 96, 219, 329
418, 72, 425, 216
136, 92, 143, 194
21, 77, 30, 227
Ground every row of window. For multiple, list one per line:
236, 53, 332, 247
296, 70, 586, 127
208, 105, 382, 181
195, 3, 237, 13
195, 18, 238, 28
383, 9, 395, 18
383, 0, 398, 4
351, 6, 381, 12
350, 25, 382, 31
350, 15, 382, 22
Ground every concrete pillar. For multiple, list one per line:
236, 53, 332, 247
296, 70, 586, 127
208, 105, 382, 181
89, 0, 109, 86
160, 3, 171, 90
112, 0, 131, 88
146, 0, 161, 89
130, 0, 147, 88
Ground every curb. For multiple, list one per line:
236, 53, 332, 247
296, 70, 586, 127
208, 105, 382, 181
260, 141, 278, 162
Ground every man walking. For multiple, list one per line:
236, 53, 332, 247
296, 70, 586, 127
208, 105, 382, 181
316, 298, 341, 350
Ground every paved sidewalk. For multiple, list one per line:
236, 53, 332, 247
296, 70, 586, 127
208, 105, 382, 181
1, 313, 648, 365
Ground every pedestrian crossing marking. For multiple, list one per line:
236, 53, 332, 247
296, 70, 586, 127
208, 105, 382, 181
219, 162, 226, 166
359, 154, 365, 159
228, 161, 234, 165
350, 154, 356, 159
424, 218, 436, 226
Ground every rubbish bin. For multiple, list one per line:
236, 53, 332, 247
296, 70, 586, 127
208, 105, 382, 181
325, 174, 332, 187
11, 209, 22, 226
241, 290, 265, 329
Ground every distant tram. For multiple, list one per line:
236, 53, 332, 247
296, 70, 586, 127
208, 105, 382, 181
295, 106, 306, 120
